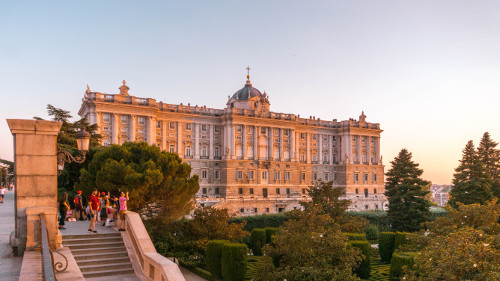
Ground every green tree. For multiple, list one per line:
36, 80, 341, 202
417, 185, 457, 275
301, 180, 351, 221
78, 141, 199, 219
449, 140, 492, 207
477, 132, 500, 199
255, 207, 362, 281
385, 149, 431, 232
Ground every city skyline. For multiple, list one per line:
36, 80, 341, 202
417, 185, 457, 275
2, 1, 500, 185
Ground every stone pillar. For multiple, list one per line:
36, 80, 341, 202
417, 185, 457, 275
95, 112, 101, 134
231, 124, 235, 159
7, 119, 63, 255
209, 125, 214, 159
112, 114, 119, 144
194, 124, 200, 159
223, 124, 228, 159
130, 115, 136, 142
367, 136, 371, 165
161, 120, 167, 150
306, 133, 311, 164
376, 137, 381, 164
254, 126, 259, 160
319, 134, 323, 163
356, 136, 361, 164
329, 135, 333, 164
148, 117, 156, 145
242, 125, 247, 159
279, 128, 284, 161
177, 122, 183, 156
291, 129, 296, 161
269, 127, 274, 161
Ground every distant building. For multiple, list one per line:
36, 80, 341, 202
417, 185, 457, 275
79, 73, 387, 215
430, 184, 451, 206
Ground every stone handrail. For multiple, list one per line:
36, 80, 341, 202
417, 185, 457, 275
125, 211, 185, 281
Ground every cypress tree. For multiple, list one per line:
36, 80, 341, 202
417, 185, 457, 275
449, 140, 492, 207
385, 149, 431, 232
477, 132, 500, 199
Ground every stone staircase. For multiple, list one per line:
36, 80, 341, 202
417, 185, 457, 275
63, 232, 135, 278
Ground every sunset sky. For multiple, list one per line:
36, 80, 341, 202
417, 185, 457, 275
1, 1, 499, 184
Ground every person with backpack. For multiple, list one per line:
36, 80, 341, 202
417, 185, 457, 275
88, 189, 99, 233
58, 192, 70, 230
74, 190, 84, 221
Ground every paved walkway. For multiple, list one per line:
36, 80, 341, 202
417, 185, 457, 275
0, 191, 23, 281
61, 219, 121, 235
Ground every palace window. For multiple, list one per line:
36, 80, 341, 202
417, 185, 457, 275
214, 126, 220, 133
240, 208, 244, 213
201, 124, 207, 132
262, 171, 268, 180
236, 170, 243, 180
301, 172, 306, 181
238, 188, 243, 195
186, 123, 192, 130
284, 129, 289, 136
248, 171, 254, 180
201, 147, 207, 157
274, 171, 280, 181
374, 188, 377, 194
121, 115, 128, 123
312, 134, 317, 140
214, 147, 220, 158
276, 188, 280, 195
334, 173, 337, 182
236, 125, 242, 133
250, 188, 254, 195
202, 188, 207, 194
355, 188, 359, 194
254, 208, 257, 213
323, 135, 328, 141
284, 172, 290, 181
286, 188, 291, 195
185, 146, 191, 156
201, 170, 207, 179
169, 145, 175, 153
263, 188, 268, 198
103, 113, 111, 122
323, 155, 328, 162
138, 116, 145, 125
169, 122, 175, 129
156, 121, 161, 128
312, 154, 317, 162
372, 174, 377, 182
364, 188, 369, 198
214, 170, 220, 180
313, 173, 317, 181
215, 187, 220, 195
300, 133, 306, 139
324, 173, 329, 181
266, 207, 269, 213
261, 127, 267, 134
354, 173, 359, 183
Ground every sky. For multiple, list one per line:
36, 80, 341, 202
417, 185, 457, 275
1, 1, 499, 184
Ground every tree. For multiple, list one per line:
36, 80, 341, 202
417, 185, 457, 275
255, 207, 362, 281
301, 180, 351, 221
385, 149, 431, 232
477, 132, 500, 199
449, 140, 492, 207
77, 141, 199, 220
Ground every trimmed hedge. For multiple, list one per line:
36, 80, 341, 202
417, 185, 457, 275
379, 232, 396, 262
343, 233, 368, 241
350, 241, 371, 279
365, 224, 380, 241
206, 240, 230, 279
394, 232, 409, 250
348, 211, 390, 229
180, 262, 213, 280
389, 252, 417, 280
230, 213, 288, 231
251, 228, 267, 256
265, 227, 279, 244
221, 243, 248, 281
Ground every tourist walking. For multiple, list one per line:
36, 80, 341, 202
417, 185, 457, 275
88, 189, 99, 233
117, 191, 129, 231
74, 190, 84, 221
58, 192, 70, 229
100, 192, 109, 226
0, 185, 6, 203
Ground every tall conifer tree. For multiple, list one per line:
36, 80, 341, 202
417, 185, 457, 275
385, 149, 431, 232
477, 132, 500, 199
449, 140, 492, 207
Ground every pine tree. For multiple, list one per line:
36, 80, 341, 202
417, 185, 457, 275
385, 149, 431, 232
477, 132, 500, 199
449, 140, 492, 207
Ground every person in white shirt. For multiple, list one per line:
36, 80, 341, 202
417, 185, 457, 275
0, 185, 6, 203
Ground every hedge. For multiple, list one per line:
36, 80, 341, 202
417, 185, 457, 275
230, 213, 289, 231
221, 243, 248, 281
394, 232, 409, 250
379, 232, 396, 262
251, 228, 267, 256
180, 262, 213, 281
265, 227, 279, 244
365, 224, 380, 241
389, 252, 417, 280
343, 233, 368, 241
206, 240, 230, 279
350, 241, 371, 279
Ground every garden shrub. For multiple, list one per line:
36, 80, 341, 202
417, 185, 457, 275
365, 224, 380, 241
230, 213, 288, 231
350, 240, 371, 279
379, 232, 396, 262
251, 228, 267, 256
389, 252, 416, 280
265, 227, 279, 244
348, 211, 390, 229
206, 240, 230, 279
394, 232, 409, 250
343, 233, 367, 241
221, 243, 248, 281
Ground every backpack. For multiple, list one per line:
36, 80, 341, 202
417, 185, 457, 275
74, 196, 79, 205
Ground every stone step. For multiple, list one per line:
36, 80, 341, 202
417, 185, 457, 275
74, 251, 129, 261
82, 268, 135, 278
71, 246, 127, 256
62, 233, 121, 240
76, 256, 131, 267
67, 241, 124, 250
79, 261, 133, 273
63, 237, 123, 245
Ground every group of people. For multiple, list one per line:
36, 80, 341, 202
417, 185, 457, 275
58, 189, 129, 233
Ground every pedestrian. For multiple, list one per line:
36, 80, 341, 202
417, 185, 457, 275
117, 191, 129, 231
100, 192, 109, 226
88, 188, 99, 233
74, 190, 85, 221
58, 192, 70, 230
0, 185, 5, 203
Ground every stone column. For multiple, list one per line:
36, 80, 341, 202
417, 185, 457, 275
130, 115, 136, 142
290, 129, 296, 161
112, 114, 119, 144
209, 125, 214, 159
319, 134, 323, 163
161, 120, 167, 150
367, 136, 371, 165
242, 125, 247, 159
376, 137, 381, 164
269, 127, 274, 161
279, 128, 284, 161
329, 135, 333, 164
223, 123, 228, 159
254, 126, 259, 160
7, 119, 63, 255
194, 124, 200, 159
146, 116, 155, 145
177, 122, 183, 156
306, 133, 311, 164
95, 112, 101, 133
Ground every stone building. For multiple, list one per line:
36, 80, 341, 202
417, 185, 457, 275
78, 74, 387, 215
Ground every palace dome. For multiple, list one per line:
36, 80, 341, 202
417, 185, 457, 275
231, 77, 263, 101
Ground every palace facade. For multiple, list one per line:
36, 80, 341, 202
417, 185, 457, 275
78, 75, 387, 215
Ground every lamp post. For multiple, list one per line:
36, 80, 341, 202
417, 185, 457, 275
57, 129, 91, 172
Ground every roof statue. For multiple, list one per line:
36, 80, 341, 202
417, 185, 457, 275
359, 111, 366, 122
86, 84, 91, 94
119, 80, 130, 95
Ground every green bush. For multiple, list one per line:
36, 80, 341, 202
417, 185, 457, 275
365, 224, 380, 241
230, 213, 288, 231
394, 232, 409, 250
205, 240, 230, 279
389, 252, 416, 280
179, 262, 213, 280
348, 211, 390, 229
343, 233, 368, 241
251, 228, 267, 256
221, 243, 248, 281
379, 232, 396, 262
265, 227, 279, 244
350, 241, 371, 279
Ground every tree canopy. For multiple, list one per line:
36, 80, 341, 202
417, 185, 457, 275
385, 148, 431, 232
77, 141, 199, 219
477, 132, 500, 200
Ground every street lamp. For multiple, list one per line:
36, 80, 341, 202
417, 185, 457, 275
57, 129, 90, 172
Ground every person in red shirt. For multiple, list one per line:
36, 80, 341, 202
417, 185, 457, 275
88, 188, 99, 233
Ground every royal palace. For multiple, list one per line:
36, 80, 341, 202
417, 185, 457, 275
79, 73, 387, 215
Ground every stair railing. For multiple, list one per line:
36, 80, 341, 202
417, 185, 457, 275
40, 215, 68, 281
